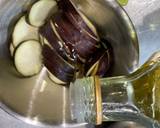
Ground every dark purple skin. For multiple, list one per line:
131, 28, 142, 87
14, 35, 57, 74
57, 0, 98, 41
85, 48, 105, 68
51, 13, 79, 53
96, 50, 111, 77
39, 21, 72, 61
52, 13, 99, 61
85, 48, 112, 77
42, 45, 75, 83
40, 0, 113, 82
73, 39, 98, 60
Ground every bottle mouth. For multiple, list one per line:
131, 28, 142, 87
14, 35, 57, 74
69, 76, 102, 125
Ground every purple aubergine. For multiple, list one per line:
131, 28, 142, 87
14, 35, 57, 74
52, 12, 100, 62
95, 49, 112, 77
42, 44, 75, 83
39, 21, 73, 61
57, 0, 99, 41
85, 48, 112, 77
51, 13, 79, 53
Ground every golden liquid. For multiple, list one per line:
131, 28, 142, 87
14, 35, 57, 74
132, 60, 160, 121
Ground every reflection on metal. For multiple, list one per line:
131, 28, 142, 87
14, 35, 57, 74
72, 0, 139, 75
62, 86, 67, 124
27, 67, 48, 118
124, 0, 160, 65
39, 81, 47, 93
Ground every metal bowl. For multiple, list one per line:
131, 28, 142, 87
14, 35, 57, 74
0, 0, 139, 128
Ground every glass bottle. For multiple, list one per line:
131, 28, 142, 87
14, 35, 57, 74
70, 51, 160, 128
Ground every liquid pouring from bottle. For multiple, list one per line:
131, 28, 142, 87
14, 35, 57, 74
70, 51, 160, 128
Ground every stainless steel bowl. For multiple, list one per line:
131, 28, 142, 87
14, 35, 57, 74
0, 0, 139, 128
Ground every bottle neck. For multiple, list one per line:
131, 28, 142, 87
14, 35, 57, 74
70, 51, 160, 126
99, 58, 160, 127
100, 76, 144, 124
97, 76, 138, 122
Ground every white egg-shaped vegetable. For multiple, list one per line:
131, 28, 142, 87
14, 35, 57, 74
14, 40, 42, 76
12, 16, 39, 47
29, 0, 58, 27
